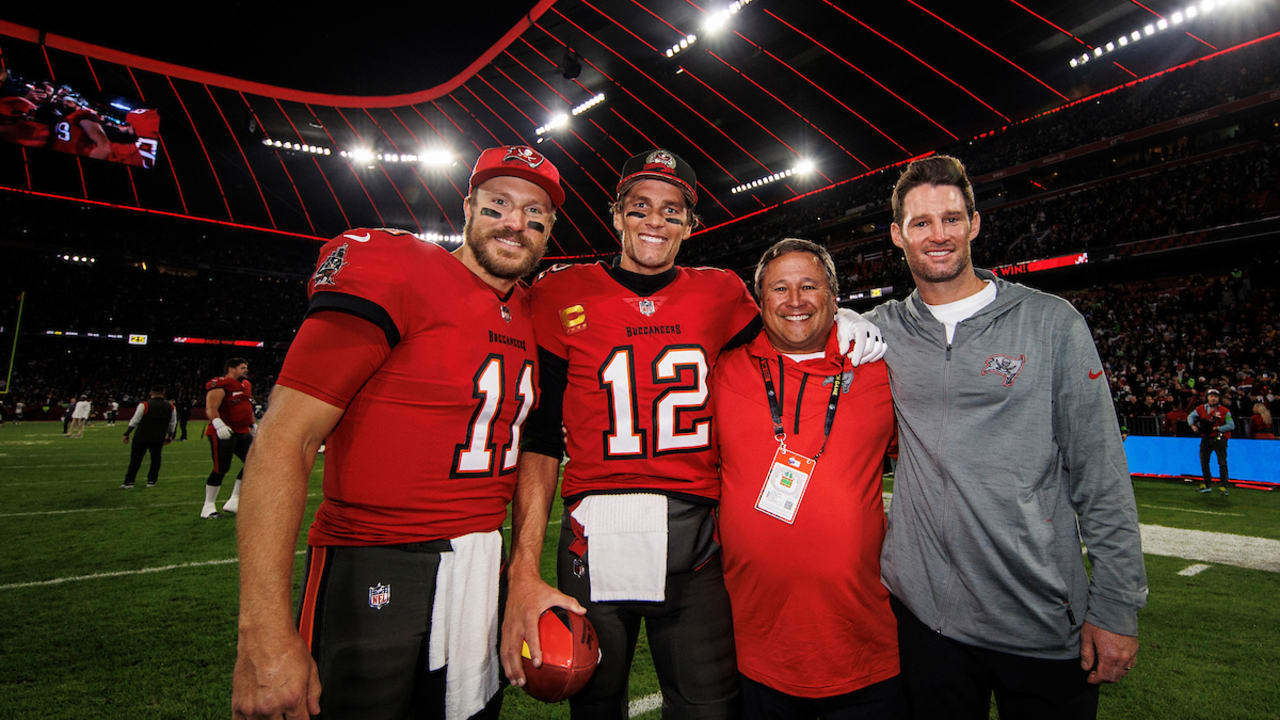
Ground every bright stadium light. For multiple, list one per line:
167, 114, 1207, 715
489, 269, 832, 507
350, 148, 374, 163
794, 158, 816, 175
703, 9, 732, 34
420, 148, 454, 166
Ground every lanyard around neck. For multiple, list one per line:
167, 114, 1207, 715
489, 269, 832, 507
757, 357, 841, 460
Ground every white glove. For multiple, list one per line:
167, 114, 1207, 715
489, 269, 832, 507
835, 308, 887, 367
211, 417, 232, 440
250, 424, 258, 438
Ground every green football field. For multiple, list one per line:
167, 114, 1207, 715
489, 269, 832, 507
1, 420, 1277, 719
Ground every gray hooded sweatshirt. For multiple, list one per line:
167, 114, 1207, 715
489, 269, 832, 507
867, 269, 1148, 659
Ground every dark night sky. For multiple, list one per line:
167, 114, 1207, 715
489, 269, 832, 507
3, 2, 539, 95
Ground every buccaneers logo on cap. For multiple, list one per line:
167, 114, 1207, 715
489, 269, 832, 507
504, 145, 545, 169
645, 150, 676, 172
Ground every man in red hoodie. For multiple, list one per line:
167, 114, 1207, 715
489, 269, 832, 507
711, 238, 903, 718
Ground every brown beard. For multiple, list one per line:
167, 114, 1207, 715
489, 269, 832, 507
466, 224, 545, 280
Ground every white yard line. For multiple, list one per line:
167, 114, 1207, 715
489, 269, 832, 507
1139, 503, 1244, 517
1177, 564, 1211, 577
1141, 524, 1280, 573
0, 492, 322, 518
0, 553, 300, 590
629, 692, 663, 717
0, 519, 561, 590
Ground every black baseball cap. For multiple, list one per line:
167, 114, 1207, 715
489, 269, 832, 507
617, 149, 697, 204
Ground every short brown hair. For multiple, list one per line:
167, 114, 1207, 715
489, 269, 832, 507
891, 155, 975, 226
753, 238, 839, 300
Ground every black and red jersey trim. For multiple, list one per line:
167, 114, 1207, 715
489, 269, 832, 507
306, 291, 401, 348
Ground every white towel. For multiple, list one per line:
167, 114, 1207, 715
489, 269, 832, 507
427, 530, 502, 720
571, 494, 668, 602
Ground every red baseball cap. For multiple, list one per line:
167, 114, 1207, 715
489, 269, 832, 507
468, 145, 565, 209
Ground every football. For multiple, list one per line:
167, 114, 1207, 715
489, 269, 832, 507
520, 607, 601, 703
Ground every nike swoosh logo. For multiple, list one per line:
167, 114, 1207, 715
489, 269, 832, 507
343, 233, 371, 242
1089, 370, 1104, 379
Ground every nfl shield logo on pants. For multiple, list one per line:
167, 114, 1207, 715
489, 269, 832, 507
369, 582, 391, 610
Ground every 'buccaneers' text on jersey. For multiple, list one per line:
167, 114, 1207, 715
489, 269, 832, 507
526, 261, 757, 501
277, 229, 538, 546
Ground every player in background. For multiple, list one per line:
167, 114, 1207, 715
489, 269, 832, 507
231, 145, 562, 720
202, 358, 255, 519
501, 149, 885, 719
49, 90, 110, 160
106, 399, 119, 426
68, 395, 92, 438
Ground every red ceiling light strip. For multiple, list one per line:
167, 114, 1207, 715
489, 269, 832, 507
446, 89, 578, 255
344, 109, 426, 233
693, 151, 936, 237
476, 71, 616, 206
426, 101, 485, 152
0, 5, 557, 108
204, 85, 276, 229
907, 0, 1069, 101
1126, 0, 1218, 50
1015, 30, 1280, 127
503, 47, 632, 159
580, 0, 661, 52
361, 107, 452, 231
1004, 0, 1137, 77
166, 76, 234, 220
729, 27, 912, 154
333, 107, 404, 230
459, 78, 602, 250
38, 47, 89, 199
524, 33, 732, 217
764, 8, 959, 142
126, 65, 188, 214
704, 50, 869, 170
483, 67, 619, 178
533, 21, 737, 213
273, 97, 346, 231
678, 68, 821, 186
242, 94, 316, 235
441, 94, 505, 145
386, 107, 468, 201
0, 183, 324, 241
84, 56, 142, 207
820, 1, 1009, 123
678, 0, 910, 153
565, 6, 777, 180
318, 104, 385, 226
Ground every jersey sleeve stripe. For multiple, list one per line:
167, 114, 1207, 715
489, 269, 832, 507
307, 291, 401, 347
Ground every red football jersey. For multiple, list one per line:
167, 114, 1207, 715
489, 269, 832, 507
204, 376, 255, 433
530, 262, 758, 501
51, 108, 100, 157
279, 229, 538, 546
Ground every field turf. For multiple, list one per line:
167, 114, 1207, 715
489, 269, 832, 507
1, 420, 1277, 719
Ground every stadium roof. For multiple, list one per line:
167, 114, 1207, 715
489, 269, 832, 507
2, 1, 1278, 257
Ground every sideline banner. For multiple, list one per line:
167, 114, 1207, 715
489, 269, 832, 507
1125, 436, 1280, 485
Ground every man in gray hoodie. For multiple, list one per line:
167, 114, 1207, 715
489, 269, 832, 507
866, 155, 1147, 719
